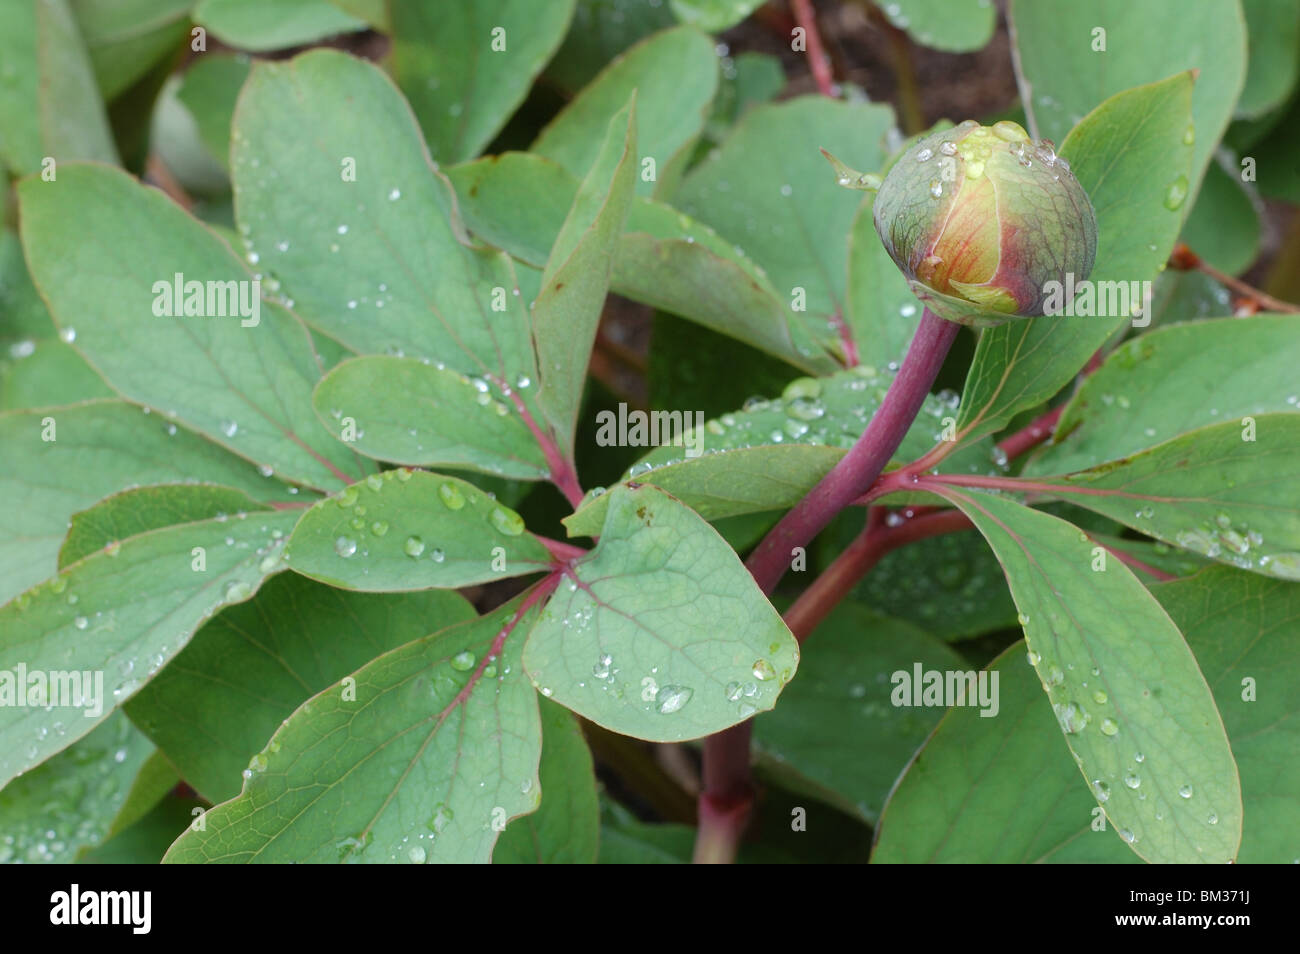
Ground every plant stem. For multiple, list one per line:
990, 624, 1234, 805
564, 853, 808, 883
1169, 242, 1300, 314
693, 307, 958, 864
791, 0, 835, 97
996, 405, 1063, 461
783, 506, 973, 641
745, 307, 959, 594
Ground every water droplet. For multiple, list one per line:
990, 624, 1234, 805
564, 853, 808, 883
73, 616, 88, 630
60, 327, 77, 343
928, 179, 943, 198
408, 844, 426, 863
1092, 779, 1110, 803
370, 520, 389, 537
751, 659, 776, 681
438, 482, 466, 510
220, 419, 238, 438
224, 580, 252, 602
490, 506, 525, 536
1123, 773, 1141, 789
915, 147, 933, 162
1119, 828, 1136, 844
655, 685, 693, 714
450, 650, 476, 672
1093, 689, 1108, 704
404, 536, 425, 558
335, 536, 357, 558
1164, 175, 1189, 211
1100, 718, 1119, 736
724, 681, 742, 702
1207, 813, 1218, 825
1179, 784, 1194, 799
430, 548, 445, 563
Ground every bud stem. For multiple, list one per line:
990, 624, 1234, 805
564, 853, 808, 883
693, 306, 959, 863
744, 306, 960, 594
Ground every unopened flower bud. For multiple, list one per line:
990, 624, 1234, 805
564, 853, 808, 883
872, 120, 1098, 326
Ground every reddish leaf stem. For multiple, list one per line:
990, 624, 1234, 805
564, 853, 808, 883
695, 307, 958, 864
996, 404, 1064, 461
790, 0, 835, 97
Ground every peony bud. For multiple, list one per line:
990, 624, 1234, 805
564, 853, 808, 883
871, 120, 1098, 327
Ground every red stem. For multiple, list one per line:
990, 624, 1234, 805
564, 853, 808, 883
783, 507, 973, 642
745, 308, 959, 595
791, 0, 835, 97
996, 404, 1063, 461
694, 307, 958, 864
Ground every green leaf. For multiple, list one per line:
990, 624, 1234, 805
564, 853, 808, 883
871, 643, 1140, 863
876, 565, 1300, 862
72, 0, 191, 101
1237, 0, 1300, 119
79, 790, 205, 864
524, 483, 798, 741
163, 593, 545, 863
848, 528, 1019, 641
446, 152, 834, 372
1027, 316, 1300, 477
127, 572, 474, 802
563, 365, 988, 536
954, 73, 1195, 444
532, 25, 718, 197
935, 487, 1241, 863
60, 484, 268, 567
0, 400, 302, 605
230, 51, 542, 410
1, 340, 113, 409
845, 196, 921, 371
105, 749, 180, 839
0, 230, 56, 341
674, 97, 896, 363
1027, 415, 1300, 581
390, 0, 576, 163
752, 602, 972, 822
312, 357, 547, 479
0, 711, 155, 863
1179, 161, 1261, 275
0, 509, 298, 787
0, 0, 119, 175
669, 0, 763, 33
598, 798, 693, 863
545, 0, 677, 94
176, 53, 251, 171
876, 0, 997, 53
1153, 567, 1300, 862
285, 469, 551, 591
493, 698, 599, 863
17, 164, 363, 490
192, 0, 366, 51
533, 98, 637, 459
1010, 0, 1244, 207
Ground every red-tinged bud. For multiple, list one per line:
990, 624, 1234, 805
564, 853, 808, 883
872, 120, 1098, 326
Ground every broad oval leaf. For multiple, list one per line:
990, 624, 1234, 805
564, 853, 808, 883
532, 25, 718, 196
0, 510, 298, 787
934, 486, 1242, 863
163, 592, 546, 863
17, 165, 363, 490
127, 573, 475, 802
285, 468, 552, 591
0, 400, 303, 604
312, 357, 548, 479
524, 483, 798, 741
390, 0, 577, 163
